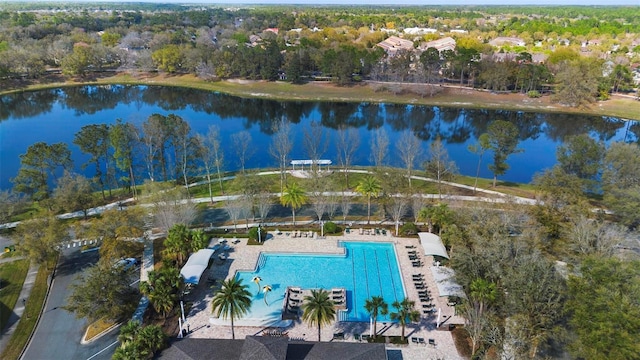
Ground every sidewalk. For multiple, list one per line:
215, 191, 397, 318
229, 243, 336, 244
0, 262, 39, 352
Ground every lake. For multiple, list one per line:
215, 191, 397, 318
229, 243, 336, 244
0, 85, 635, 190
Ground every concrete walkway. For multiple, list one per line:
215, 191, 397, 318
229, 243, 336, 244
0, 261, 39, 352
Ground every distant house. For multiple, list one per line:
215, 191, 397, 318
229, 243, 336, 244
531, 53, 549, 64
376, 35, 414, 56
156, 336, 388, 360
489, 37, 525, 47
450, 29, 468, 34
265, 28, 279, 35
421, 36, 456, 53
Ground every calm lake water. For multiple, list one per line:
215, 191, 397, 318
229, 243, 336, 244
0, 85, 635, 190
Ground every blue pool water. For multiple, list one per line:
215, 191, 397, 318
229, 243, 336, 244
235, 241, 405, 323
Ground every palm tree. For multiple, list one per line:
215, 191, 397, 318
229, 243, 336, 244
355, 176, 382, 224
137, 324, 166, 358
263, 285, 272, 306
117, 320, 140, 348
301, 289, 336, 342
252, 276, 262, 295
280, 182, 307, 226
469, 278, 497, 317
364, 296, 388, 339
211, 277, 252, 339
390, 298, 420, 341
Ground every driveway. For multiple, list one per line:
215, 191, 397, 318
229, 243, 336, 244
22, 249, 119, 360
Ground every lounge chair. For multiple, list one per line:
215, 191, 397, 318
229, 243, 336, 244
411, 337, 419, 344
354, 333, 362, 342
333, 332, 345, 340
428, 338, 436, 347
405, 245, 415, 249
345, 228, 350, 234
382, 229, 387, 235
418, 338, 426, 345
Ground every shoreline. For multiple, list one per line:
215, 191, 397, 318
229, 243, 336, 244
1, 72, 639, 120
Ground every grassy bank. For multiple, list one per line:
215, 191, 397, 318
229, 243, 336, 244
2, 73, 638, 120
0, 259, 30, 330
1, 258, 55, 360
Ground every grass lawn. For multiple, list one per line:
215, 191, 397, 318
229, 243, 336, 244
1, 258, 55, 360
0, 259, 30, 330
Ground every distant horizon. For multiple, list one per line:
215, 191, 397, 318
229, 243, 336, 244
12, 0, 640, 6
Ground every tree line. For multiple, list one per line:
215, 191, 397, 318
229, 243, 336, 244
0, 5, 638, 105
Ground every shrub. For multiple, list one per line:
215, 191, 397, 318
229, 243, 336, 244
400, 222, 419, 236
323, 221, 340, 234
248, 227, 267, 242
526, 90, 541, 98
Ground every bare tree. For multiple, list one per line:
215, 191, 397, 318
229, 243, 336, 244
174, 120, 195, 197
370, 128, 389, 169
139, 121, 160, 182
388, 194, 409, 236
339, 192, 352, 223
239, 195, 254, 230
224, 197, 244, 232
335, 125, 360, 188
407, 194, 425, 221
232, 131, 254, 175
147, 183, 197, 232
566, 216, 624, 257
196, 125, 224, 202
326, 192, 339, 220
424, 137, 458, 198
256, 191, 273, 222
396, 130, 423, 188
303, 120, 328, 174
269, 118, 293, 192
0, 190, 26, 224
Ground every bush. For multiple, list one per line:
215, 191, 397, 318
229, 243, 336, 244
526, 90, 541, 98
323, 221, 340, 234
400, 222, 419, 236
248, 227, 267, 242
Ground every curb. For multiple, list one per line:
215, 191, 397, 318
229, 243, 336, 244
81, 322, 122, 345
19, 258, 56, 360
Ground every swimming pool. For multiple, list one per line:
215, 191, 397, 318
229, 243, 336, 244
235, 241, 405, 324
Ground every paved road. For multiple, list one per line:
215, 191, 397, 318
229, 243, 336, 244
22, 249, 119, 360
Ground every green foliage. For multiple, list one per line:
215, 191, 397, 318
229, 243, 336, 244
556, 134, 604, 192
567, 257, 640, 360
364, 296, 388, 339
355, 176, 382, 224
602, 142, 640, 228
65, 262, 139, 322
114, 321, 167, 360
211, 278, 252, 339
322, 221, 340, 234
92, 208, 145, 264
302, 289, 336, 342
390, 298, 420, 341
552, 58, 602, 107
52, 171, 96, 218
140, 267, 183, 318
162, 224, 206, 267
399, 222, 418, 236
526, 90, 541, 98
248, 227, 268, 241
486, 120, 522, 186
14, 217, 69, 265
152, 45, 184, 73
101, 32, 121, 47
12, 142, 72, 201
280, 182, 307, 226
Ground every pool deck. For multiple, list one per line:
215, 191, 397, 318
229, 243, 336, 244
184, 230, 465, 360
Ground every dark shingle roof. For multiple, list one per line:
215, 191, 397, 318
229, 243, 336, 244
156, 336, 387, 360
240, 336, 289, 360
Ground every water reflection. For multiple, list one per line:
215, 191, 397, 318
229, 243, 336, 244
0, 85, 635, 190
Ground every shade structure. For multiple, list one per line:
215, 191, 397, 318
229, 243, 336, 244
418, 232, 449, 259
430, 266, 466, 299
180, 249, 215, 285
